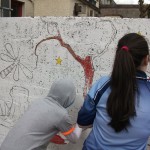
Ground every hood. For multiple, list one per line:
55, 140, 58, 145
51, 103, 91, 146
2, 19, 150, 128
46, 78, 76, 108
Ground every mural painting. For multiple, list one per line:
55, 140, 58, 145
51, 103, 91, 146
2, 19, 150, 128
0, 17, 150, 149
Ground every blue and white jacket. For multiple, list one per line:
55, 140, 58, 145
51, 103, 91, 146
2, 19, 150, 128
77, 70, 150, 150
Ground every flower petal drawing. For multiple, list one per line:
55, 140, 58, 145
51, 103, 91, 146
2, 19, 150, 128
0, 53, 14, 62
4, 43, 16, 59
0, 43, 33, 81
13, 65, 19, 81
19, 63, 33, 79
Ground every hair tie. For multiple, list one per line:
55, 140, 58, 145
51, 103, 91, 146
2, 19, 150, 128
121, 46, 129, 51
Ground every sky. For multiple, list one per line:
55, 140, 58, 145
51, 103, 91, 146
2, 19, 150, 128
114, 0, 150, 4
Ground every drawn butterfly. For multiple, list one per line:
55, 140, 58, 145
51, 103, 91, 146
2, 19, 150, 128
0, 43, 33, 81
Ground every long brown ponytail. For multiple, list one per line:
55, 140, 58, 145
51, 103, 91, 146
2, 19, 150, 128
107, 33, 149, 132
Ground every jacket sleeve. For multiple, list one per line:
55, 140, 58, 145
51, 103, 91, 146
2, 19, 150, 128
77, 76, 110, 127
63, 123, 82, 143
50, 123, 82, 144
56, 114, 82, 143
77, 94, 96, 126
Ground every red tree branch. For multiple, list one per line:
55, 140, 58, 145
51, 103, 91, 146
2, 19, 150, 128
35, 32, 94, 96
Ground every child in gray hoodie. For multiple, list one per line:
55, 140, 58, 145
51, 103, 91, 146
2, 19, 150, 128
0, 78, 82, 150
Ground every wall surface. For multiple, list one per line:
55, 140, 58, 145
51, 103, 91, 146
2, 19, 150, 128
0, 17, 150, 150
24, 0, 34, 17
34, 0, 99, 17
34, 0, 74, 16
100, 5, 140, 18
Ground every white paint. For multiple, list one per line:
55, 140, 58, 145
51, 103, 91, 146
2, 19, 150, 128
0, 17, 150, 150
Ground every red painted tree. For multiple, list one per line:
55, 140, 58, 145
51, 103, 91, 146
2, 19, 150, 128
35, 31, 94, 97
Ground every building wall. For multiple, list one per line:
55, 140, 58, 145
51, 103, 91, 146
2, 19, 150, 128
100, 0, 112, 5
0, 17, 150, 150
34, 0, 99, 17
24, 0, 34, 17
0, 0, 33, 17
100, 5, 140, 18
77, 3, 96, 17
0, 0, 99, 17
34, 0, 74, 16
16, 0, 34, 17
13, 0, 34, 17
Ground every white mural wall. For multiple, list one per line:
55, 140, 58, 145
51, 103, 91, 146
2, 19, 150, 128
0, 17, 150, 150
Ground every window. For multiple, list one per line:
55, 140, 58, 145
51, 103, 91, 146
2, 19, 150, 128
90, 10, 93, 16
1, 0, 10, 17
11, 0, 24, 17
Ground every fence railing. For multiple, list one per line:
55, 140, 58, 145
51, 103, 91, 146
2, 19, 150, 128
0, 7, 13, 17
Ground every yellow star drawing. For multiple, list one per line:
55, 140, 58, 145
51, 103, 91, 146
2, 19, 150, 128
56, 56, 62, 65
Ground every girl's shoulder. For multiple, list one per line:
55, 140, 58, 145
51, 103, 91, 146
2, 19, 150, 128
94, 76, 110, 88
97, 76, 110, 82
88, 76, 110, 96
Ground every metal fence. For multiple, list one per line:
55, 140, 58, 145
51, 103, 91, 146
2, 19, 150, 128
0, 6, 13, 17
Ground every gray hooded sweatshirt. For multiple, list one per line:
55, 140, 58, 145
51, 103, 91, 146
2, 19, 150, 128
0, 79, 76, 150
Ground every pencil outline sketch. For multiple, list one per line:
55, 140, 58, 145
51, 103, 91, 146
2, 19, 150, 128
0, 86, 29, 127
0, 43, 33, 81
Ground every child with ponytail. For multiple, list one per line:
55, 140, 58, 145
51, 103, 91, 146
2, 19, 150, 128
77, 33, 150, 150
